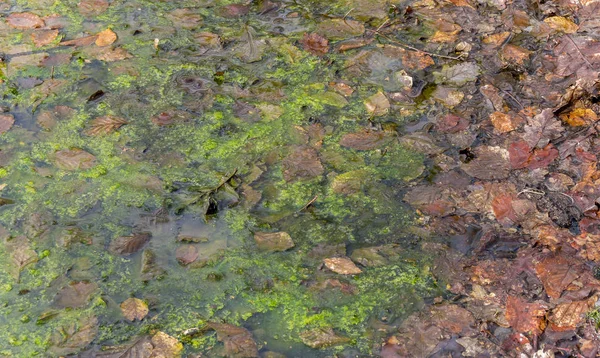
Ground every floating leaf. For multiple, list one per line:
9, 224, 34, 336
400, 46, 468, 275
7, 12, 44, 29
175, 244, 198, 265
207, 323, 258, 358
54, 281, 98, 308
54, 148, 96, 170
299, 327, 350, 349
254, 231, 295, 252
0, 114, 15, 134
505, 295, 547, 334
32, 29, 59, 47
109, 232, 151, 255
95, 29, 117, 47
120, 298, 149, 321
86, 115, 127, 136
282, 146, 324, 182
323, 257, 362, 274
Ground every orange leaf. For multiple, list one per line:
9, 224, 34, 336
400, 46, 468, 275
505, 295, 547, 334
7, 12, 45, 29
95, 29, 117, 47
32, 29, 59, 47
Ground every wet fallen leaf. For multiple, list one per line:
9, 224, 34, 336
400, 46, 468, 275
434, 62, 480, 86
534, 255, 580, 298
340, 130, 390, 150
462, 146, 511, 180
120, 297, 149, 321
300, 33, 329, 56
501, 44, 532, 65
166, 8, 203, 29
54, 148, 96, 170
175, 244, 198, 265
559, 108, 597, 126
432, 86, 464, 107
208, 322, 258, 358
364, 91, 390, 116
50, 315, 98, 356
483, 32, 511, 47
86, 115, 127, 136
490, 111, 518, 133
78, 0, 109, 16
0, 114, 15, 134
523, 109, 563, 149
54, 281, 98, 308
508, 140, 531, 169
7, 12, 44, 29
95, 29, 117, 47
6, 237, 38, 281
549, 295, 597, 331
141, 249, 166, 282
151, 331, 183, 358
218, 4, 250, 18
553, 35, 600, 77
315, 19, 365, 40
254, 231, 295, 252
299, 327, 350, 349
505, 295, 548, 334
282, 146, 324, 181
323, 257, 362, 274
109, 232, 151, 255
544, 16, 579, 34
32, 29, 59, 47
527, 144, 559, 169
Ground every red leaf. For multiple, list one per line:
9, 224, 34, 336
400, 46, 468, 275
508, 140, 531, 169
527, 144, 559, 169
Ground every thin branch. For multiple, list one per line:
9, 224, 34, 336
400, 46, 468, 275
372, 30, 463, 61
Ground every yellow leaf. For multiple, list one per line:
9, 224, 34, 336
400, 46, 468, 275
544, 16, 579, 34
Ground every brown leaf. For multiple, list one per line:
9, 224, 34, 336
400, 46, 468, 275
54, 281, 98, 308
7, 12, 45, 29
109, 232, 151, 255
208, 323, 258, 358
218, 4, 250, 18
78, 0, 109, 16
553, 35, 600, 77
6, 237, 38, 281
571, 233, 600, 262
299, 327, 350, 349
300, 33, 329, 56
175, 245, 198, 265
544, 16, 579, 34
364, 91, 390, 116
282, 146, 324, 181
32, 29, 59, 47
151, 331, 183, 358
461, 146, 511, 180
339, 130, 390, 150
323, 257, 362, 274
527, 144, 559, 169
94, 47, 132, 62
500, 44, 532, 65
60, 34, 98, 47
549, 296, 598, 331
505, 295, 548, 334
523, 109, 563, 149
254, 231, 295, 252
86, 115, 127, 136
535, 255, 580, 298
54, 148, 96, 170
50, 315, 98, 356
0, 114, 15, 134
95, 29, 117, 47
436, 114, 469, 133
166, 8, 203, 29
490, 111, 518, 133
508, 140, 531, 169
120, 297, 149, 321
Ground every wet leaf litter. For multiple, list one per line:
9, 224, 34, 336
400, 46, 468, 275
0, 0, 599, 356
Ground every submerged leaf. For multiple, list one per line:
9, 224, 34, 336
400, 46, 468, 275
0, 114, 15, 134
282, 146, 324, 181
7, 12, 44, 29
50, 315, 98, 356
109, 232, 151, 255
254, 231, 295, 252
300, 33, 329, 56
54, 281, 98, 308
208, 323, 258, 358
6, 237, 38, 281
299, 327, 350, 349
54, 148, 96, 170
175, 244, 198, 265
120, 298, 149, 321
95, 29, 117, 47
340, 130, 390, 150
32, 29, 59, 47
323, 257, 362, 274
505, 295, 547, 334
86, 115, 127, 136
461, 146, 511, 180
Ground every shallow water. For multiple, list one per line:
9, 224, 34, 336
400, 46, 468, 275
0, 0, 444, 356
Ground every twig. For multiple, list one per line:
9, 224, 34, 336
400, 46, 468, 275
517, 188, 545, 197
372, 31, 463, 61
566, 34, 594, 69
299, 195, 318, 212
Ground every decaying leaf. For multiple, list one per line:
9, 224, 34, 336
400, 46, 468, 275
54, 281, 98, 308
50, 315, 98, 356
544, 16, 579, 34
0, 114, 15, 134
339, 130, 390, 150
207, 322, 258, 358
86, 115, 127, 136
315, 19, 365, 40
151, 331, 183, 358
282, 146, 324, 181
505, 295, 548, 334
299, 327, 350, 349
7, 12, 45, 29
461, 146, 511, 180
175, 244, 198, 265
300, 33, 329, 56
120, 297, 149, 321
559, 108, 598, 126
54, 148, 96, 170
434, 62, 480, 86
78, 0, 109, 16
254, 231, 295, 252
364, 91, 390, 116
95, 29, 117, 47
490, 111, 519, 133
534, 255, 580, 298
109, 232, 151, 255
323, 257, 362, 274
549, 296, 598, 331
6, 237, 38, 281
32, 29, 59, 47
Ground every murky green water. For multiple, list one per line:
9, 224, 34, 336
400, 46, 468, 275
0, 0, 442, 356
